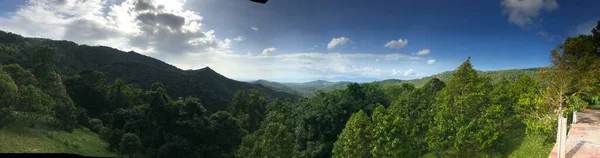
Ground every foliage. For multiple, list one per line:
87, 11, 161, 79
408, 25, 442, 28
88, 118, 104, 133
237, 120, 297, 158
2, 64, 37, 86
228, 89, 268, 132
0, 69, 18, 127
539, 32, 600, 113
332, 110, 372, 158
15, 85, 55, 127
427, 58, 510, 157
294, 83, 387, 157
119, 133, 143, 157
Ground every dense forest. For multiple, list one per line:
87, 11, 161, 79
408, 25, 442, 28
0, 30, 299, 112
0, 21, 599, 158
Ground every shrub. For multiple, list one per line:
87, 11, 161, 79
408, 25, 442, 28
88, 118, 104, 133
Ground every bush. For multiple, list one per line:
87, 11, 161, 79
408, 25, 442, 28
54, 104, 78, 132
120, 133, 143, 157
88, 118, 104, 133
99, 127, 111, 141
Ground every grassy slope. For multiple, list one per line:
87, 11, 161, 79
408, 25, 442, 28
0, 122, 117, 157
502, 124, 554, 158
420, 124, 553, 158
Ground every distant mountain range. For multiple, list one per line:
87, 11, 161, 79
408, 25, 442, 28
0, 30, 543, 108
251, 68, 541, 97
0, 30, 299, 112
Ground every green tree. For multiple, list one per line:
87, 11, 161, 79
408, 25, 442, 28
64, 70, 109, 118
2, 64, 37, 86
0, 69, 18, 127
15, 85, 55, 127
237, 120, 297, 158
332, 110, 372, 158
228, 89, 267, 132
426, 58, 508, 157
208, 111, 248, 158
120, 133, 144, 158
538, 25, 600, 156
54, 103, 78, 132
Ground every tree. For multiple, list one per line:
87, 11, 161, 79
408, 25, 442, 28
30, 46, 79, 132
0, 69, 18, 127
2, 64, 37, 86
64, 70, 109, 118
120, 133, 144, 158
228, 89, 268, 132
332, 110, 372, 158
426, 58, 508, 157
88, 118, 104, 133
15, 85, 55, 127
294, 83, 388, 158
539, 25, 600, 157
237, 120, 297, 158
207, 111, 248, 158
54, 103, 78, 132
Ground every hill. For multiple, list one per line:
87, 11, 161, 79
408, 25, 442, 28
254, 68, 541, 96
390, 68, 541, 87
0, 30, 299, 112
252, 80, 350, 97
0, 123, 117, 157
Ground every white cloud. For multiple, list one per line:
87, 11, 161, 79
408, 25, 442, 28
501, 0, 559, 27
390, 69, 401, 76
234, 36, 245, 41
327, 37, 350, 49
384, 38, 408, 49
404, 69, 415, 76
375, 59, 380, 62
170, 51, 424, 80
251, 26, 259, 31
417, 49, 430, 55
262, 47, 276, 55
427, 59, 436, 65
0, 0, 436, 81
0, 0, 241, 56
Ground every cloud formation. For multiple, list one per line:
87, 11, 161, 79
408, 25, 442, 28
251, 26, 259, 31
327, 37, 350, 49
0, 0, 438, 81
0, 0, 239, 56
417, 49, 430, 55
427, 59, 436, 65
262, 47, 276, 55
384, 38, 408, 49
501, 0, 559, 27
403, 69, 415, 76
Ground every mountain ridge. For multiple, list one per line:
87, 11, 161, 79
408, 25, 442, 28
251, 67, 542, 97
0, 30, 299, 112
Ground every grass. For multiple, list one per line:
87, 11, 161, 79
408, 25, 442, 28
420, 123, 554, 158
0, 122, 118, 157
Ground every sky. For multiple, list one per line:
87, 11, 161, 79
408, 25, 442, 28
0, 0, 598, 82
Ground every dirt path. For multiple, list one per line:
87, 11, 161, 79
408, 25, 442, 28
549, 109, 600, 158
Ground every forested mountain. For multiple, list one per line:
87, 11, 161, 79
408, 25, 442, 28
0, 30, 299, 112
253, 68, 541, 97
252, 80, 350, 97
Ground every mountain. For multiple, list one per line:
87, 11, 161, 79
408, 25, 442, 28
391, 68, 541, 87
252, 80, 350, 97
0, 30, 299, 112
253, 68, 542, 97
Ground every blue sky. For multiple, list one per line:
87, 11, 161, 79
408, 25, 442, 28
0, 0, 598, 82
